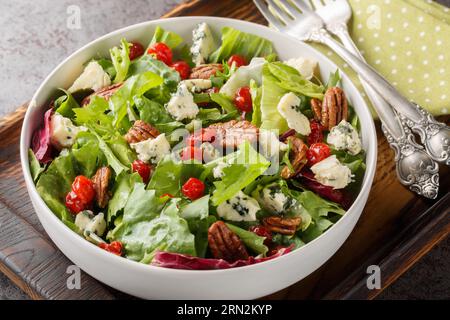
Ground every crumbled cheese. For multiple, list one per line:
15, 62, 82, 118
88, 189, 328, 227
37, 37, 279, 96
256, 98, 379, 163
327, 120, 362, 155
310, 155, 352, 189
258, 129, 288, 159
75, 211, 106, 243
166, 83, 199, 121
220, 57, 266, 97
131, 133, 171, 164
283, 57, 318, 80
213, 160, 231, 179
216, 191, 260, 222
182, 79, 212, 92
68, 61, 111, 93
256, 183, 294, 214
277, 92, 311, 136
50, 113, 86, 149
190, 22, 216, 66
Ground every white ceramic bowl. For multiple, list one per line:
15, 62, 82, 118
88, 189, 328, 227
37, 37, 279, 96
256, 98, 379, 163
20, 17, 377, 299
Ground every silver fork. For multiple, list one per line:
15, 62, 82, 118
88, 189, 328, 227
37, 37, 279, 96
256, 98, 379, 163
254, 0, 441, 198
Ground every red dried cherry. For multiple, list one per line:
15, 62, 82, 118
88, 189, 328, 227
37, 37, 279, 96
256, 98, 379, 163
181, 177, 205, 200
65, 191, 85, 214
307, 143, 331, 166
171, 60, 191, 79
71, 175, 95, 204
234, 86, 252, 113
99, 241, 123, 256
307, 120, 325, 145
147, 42, 172, 65
227, 54, 247, 68
132, 160, 152, 184
128, 41, 144, 60
249, 225, 273, 246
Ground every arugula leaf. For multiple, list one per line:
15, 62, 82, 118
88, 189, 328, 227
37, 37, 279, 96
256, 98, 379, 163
110, 38, 131, 83
28, 149, 45, 182
134, 95, 177, 132
209, 27, 275, 63
194, 108, 238, 125
226, 223, 268, 255
89, 130, 129, 176
149, 26, 183, 49
54, 89, 80, 119
73, 96, 111, 127
211, 142, 270, 206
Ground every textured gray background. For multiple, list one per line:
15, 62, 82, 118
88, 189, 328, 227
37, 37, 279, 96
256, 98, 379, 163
0, 0, 448, 300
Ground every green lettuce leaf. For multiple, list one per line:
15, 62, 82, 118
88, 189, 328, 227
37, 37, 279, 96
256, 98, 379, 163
109, 71, 163, 127
134, 95, 181, 133
250, 79, 262, 126
35, 151, 77, 231
226, 223, 268, 255
71, 132, 106, 177
54, 89, 80, 119
110, 187, 195, 262
110, 38, 131, 83
89, 130, 129, 176
209, 92, 237, 114
29, 149, 45, 182
149, 26, 183, 50
326, 69, 341, 89
271, 234, 305, 250
128, 55, 180, 89
147, 155, 205, 197
210, 141, 270, 206
95, 58, 116, 79
180, 195, 214, 257
107, 172, 142, 224
209, 27, 275, 63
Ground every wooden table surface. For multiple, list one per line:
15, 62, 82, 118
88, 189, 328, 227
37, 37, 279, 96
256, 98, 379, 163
0, 0, 448, 300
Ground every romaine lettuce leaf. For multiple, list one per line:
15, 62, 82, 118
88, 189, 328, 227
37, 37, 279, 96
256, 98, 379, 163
107, 172, 142, 224
110, 38, 131, 83
128, 55, 180, 89
250, 79, 262, 127
210, 141, 270, 206
209, 27, 275, 63
226, 223, 268, 255
28, 149, 45, 182
89, 130, 129, 176
110, 189, 196, 262
71, 132, 106, 177
209, 93, 237, 114
147, 155, 205, 197
180, 195, 214, 258
149, 26, 183, 50
35, 151, 77, 230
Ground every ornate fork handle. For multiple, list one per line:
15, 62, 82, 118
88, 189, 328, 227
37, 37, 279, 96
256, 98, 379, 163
311, 28, 450, 165
382, 114, 439, 199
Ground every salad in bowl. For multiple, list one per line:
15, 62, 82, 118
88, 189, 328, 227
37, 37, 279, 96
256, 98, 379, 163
29, 22, 366, 271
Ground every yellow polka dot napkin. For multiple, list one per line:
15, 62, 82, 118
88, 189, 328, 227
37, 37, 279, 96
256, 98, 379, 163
310, 0, 450, 117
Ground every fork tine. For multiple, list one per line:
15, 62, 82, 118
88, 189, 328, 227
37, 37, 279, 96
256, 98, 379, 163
267, 0, 294, 22
309, 0, 324, 9
290, 0, 315, 12
254, 0, 285, 29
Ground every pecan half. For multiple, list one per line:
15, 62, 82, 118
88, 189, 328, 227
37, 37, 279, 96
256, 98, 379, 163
208, 221, 249, 262
91, 166, 112, 208
208, 120, 258, 149
190, 64, 223, 79
281, 136, 308, 179
124, 120, 160, 144
310, 98, 322, 122
262, 216, 301, 235
320, 87, 348, 130
81, 82, 123, 106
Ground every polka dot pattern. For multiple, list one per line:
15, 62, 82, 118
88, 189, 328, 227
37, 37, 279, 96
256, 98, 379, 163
310, 0, 450, 117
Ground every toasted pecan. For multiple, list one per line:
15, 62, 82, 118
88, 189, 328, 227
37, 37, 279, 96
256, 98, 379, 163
91, 167, 112, 208
190, 64, 223, 79
321, 87, 348, 130
81, 82, 123, 106
262, 216, 301, 236
208, 221, 249, 262
208, 120, 258, 149
124, 120, 160, 144
281, 136, 308, 179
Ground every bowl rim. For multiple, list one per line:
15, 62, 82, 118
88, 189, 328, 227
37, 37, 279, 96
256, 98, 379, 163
20, 16, 377, 275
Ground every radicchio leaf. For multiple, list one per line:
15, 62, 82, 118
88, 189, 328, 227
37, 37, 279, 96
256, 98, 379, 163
31, 108, 54, 164
151, 247, 292, 270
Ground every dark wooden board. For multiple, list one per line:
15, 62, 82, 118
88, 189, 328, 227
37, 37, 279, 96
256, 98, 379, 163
0, 0, 449, 300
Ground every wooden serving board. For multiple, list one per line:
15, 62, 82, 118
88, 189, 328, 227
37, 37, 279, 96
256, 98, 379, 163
0, 0, 449, 300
